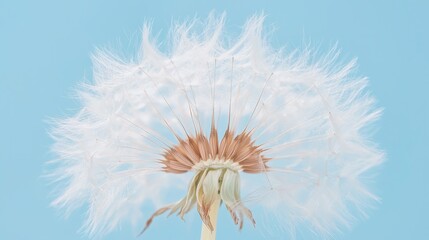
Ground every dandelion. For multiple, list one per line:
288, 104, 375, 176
49, 14, 383, 239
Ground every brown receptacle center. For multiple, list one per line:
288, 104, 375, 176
162, 125, 271, 174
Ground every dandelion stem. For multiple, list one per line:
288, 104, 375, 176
200, 197, 221, 240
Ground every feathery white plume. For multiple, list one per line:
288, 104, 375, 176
49, 14, 383, 238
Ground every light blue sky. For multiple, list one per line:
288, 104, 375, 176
1, 0, 428, 239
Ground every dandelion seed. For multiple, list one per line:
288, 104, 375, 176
49, 14, 383, 239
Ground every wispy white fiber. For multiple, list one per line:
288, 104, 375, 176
49, 14, 383, 238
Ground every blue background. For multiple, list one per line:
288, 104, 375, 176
1, 0, 428, 239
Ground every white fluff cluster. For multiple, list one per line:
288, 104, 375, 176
49, 14, 383, 238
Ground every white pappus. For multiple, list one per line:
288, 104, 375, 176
48, 14, 383, 239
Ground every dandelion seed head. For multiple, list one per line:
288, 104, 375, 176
49, 13, 383, 238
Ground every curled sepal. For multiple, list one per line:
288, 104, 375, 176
221, 169, 256, 230
142, 165, 255, 233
